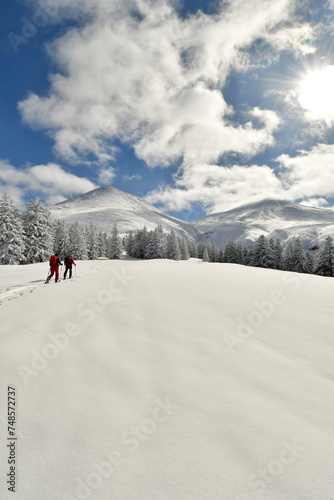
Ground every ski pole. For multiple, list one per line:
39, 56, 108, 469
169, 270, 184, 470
45, 267, 50, 283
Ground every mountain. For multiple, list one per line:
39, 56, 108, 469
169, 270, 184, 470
192, 199, 334, 248
49, 186, 199, 240
50, 189, 334, 249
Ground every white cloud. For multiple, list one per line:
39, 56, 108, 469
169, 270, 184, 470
277, 144, 334, 198
19, 0, 304, 168
97, 167, 116, 185
123, 174, 142, 181
0, 161, 97, 207
146, 162, 284, 213
147, 144, 334, 213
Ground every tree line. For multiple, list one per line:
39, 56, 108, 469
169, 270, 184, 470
0, 193, 333, 277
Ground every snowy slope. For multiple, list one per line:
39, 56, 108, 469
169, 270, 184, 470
193, 199, 334, 248
0, 259, 333, 499
50, 189, 334, 249
49, 186, 199, 240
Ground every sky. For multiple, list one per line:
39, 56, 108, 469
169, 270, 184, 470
1, 0, 334, 220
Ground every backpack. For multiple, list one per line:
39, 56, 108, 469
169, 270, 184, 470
64, 257, 71, 266
50, 255, 58, 266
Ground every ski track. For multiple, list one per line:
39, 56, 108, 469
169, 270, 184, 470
0, 265, 103, 306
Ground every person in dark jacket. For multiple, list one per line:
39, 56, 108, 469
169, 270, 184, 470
46, 253, 62, 283
63, 256, 76, 279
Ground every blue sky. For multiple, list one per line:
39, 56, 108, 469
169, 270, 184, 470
1, 0, 334, 220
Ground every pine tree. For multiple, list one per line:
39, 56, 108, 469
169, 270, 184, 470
0, 194, 25, 264
283, 237, 307, 273
125, 231, 135, 256
305, 252, 314, 274
202, 247, 210, 262
69, 222, 88, 259
23, 198, 53, 263
180, 238, 190, 260
207, 240, 220, 262
54, 219, 70, 257
292, 237, 307, 273
86, 224, 100, 260
316, 236, 334, 277
283, 239, 295, 272
188, 241, 198, 258
224, 241, 240, 264
109, 223, 123, 259
166, 231, 181, 260
252, 235, 270, 268
98, 231, 107, 258
131, 227, 148, 259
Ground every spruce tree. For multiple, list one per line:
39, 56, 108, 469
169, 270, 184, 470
109, 223, 123, 259
23, 198, 53, 263
54, 219, 70, 257
166, 231, 181, 260
316, 236, 334, 277
202, 247, 210, 262
69, 222, 88, 259
0, 194, 25, 264
180, 238, 190, 260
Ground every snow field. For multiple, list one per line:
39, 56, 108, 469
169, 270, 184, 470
0, 259, 333, 499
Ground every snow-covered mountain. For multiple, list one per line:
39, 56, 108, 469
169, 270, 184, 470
192, 199, 334, 248
49, 186, 199, 240
50, 189, 334, 249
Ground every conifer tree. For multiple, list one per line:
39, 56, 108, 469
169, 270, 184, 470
0, 194, 25, 264
316, 236, 334, 277
180, 238, 190, 260
109, 223, 123, 259
86, 224, 100, 260
69, 222, 88, 259
252, 235, 270, 268
54, 219, 70, 257
202, 247, 210, 262
166, 231, 181, 260
23, 198, 53, 263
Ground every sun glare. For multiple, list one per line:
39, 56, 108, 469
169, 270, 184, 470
297, 66, 334, 125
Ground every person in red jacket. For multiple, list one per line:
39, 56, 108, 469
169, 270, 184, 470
46, 253, 62, 283
63, 255, 76, 279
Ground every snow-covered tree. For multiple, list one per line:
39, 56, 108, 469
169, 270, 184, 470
23, 198, 53, 263
0, 194, 25, 264
53, 219, 70, 257
252, 235, 271, 268
69, 222, 88, 259
180, 238, 190, 260
188, 241, 198, 258
224, 241, 242, 264
283, 237, 307, 273
98, 231, 107, 258
86, 224, 100, 260
316, 236, 334, 277
108, 223, 123, 259
166, 231, 181, 260
145, 226, 166, 259
207, 240, 220, 262
202, 247, 210, 262
130, 226, 148, 259
305, 252, 314, 274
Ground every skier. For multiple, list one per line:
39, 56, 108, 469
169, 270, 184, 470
63, 255, 76, 279
46, 253, 62, 283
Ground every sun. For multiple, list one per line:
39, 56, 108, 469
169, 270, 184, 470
297, 65, 334, 124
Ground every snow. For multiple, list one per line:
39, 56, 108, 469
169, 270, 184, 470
0, 259, 333, 499
49, 187, 199, 241
193, 199, 334, 248
50, 190, 334, 250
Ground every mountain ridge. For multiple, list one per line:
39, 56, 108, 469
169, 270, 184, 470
49, 187, 334, 248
